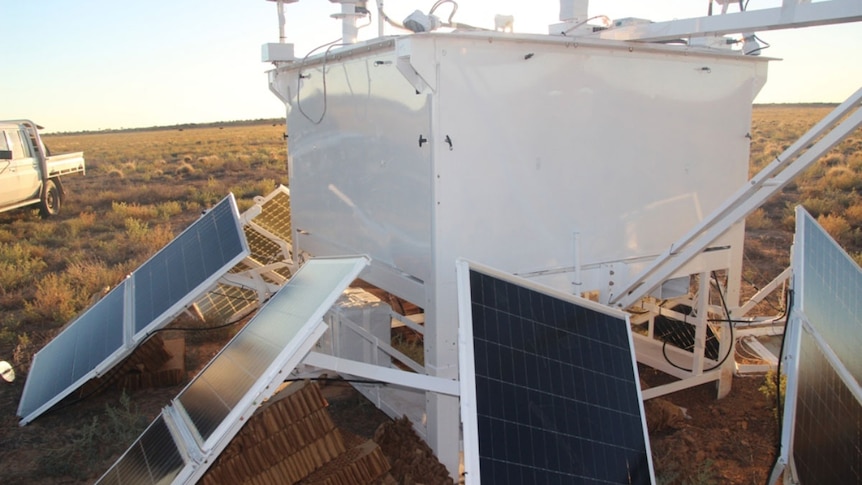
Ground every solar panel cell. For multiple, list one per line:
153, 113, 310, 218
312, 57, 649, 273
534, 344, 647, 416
17, 281, 127, 421
785, 209, 862, 484
98, 256, 368, 484
133, 199, 245, 337
97, 416, 184, 485
18, 195, 249, 425
459, 263, 654, 484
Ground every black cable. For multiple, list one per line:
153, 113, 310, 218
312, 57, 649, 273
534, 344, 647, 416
284, 376, 385, 385
764, 286, 792, 485
41, 295, 260, 416
750, 34, 771, 55
148, 313, 248, 335
358, 9, 373, 30
776, 288, 793, 434
660, 273, 735, 373
296, 39, 345, 125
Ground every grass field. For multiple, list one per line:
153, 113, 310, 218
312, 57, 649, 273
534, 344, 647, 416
0, 122, 287, 349
0, 108, 859, 483
2, 106, 861, 384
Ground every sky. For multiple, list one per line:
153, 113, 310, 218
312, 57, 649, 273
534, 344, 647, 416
1, 0, 859, 133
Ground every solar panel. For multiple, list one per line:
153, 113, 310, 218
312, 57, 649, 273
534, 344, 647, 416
792, 330, 862, 483
133, 196, 246, 337
247, 187, 292, 245
779, 207, 862, 484
457, 260, 654, 485
95, 415, 185, 485
798, 209, 862, 383
193, 283, 259, 323
188, 186, 293, 325
18, 195, 249, 425
96, 256, 369, 484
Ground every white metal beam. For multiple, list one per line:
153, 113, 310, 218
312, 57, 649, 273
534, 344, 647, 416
303, 351, 460, 396
737, 267, 791, 317
597, 0, 862, 42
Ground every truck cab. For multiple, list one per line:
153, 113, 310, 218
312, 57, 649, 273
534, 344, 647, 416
0, 120, 84, 217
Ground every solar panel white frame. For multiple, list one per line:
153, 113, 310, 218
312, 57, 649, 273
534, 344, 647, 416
18, 194, 250, 425
457, 259, 655, 484
95, 256, 369, 485
189, 185, 293, 323
771, 207, 862, 484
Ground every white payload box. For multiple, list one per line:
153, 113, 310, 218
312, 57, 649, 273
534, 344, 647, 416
269, 32, 766, 308
267, 31, 768, 474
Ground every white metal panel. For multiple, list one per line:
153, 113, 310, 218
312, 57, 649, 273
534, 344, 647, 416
283, 45, 433, 285
431, 34, 761, 286
272, 31, 767, 479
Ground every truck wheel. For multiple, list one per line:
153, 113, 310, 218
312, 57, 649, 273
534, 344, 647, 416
39, 180, 61, 218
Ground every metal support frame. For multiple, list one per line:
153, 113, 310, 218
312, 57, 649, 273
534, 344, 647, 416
634, 272, 734, 399
596, 0, 862, 42
261, 3, 862, 480
303, 351, 459, 396
737, 266, 791, 317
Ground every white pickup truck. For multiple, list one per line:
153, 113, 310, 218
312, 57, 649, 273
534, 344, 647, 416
0, 120, 85, 217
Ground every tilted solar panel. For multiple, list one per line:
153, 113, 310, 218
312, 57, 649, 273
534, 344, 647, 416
458, 261, 654, 484
785, 208, 862, 483
18, 195, 249, 425
248, 187, 291, 244
96, 256, 369, 484
190, 186, 293, 326
95, 415, 185, 485
133, 196, 246, 337
17, 281, 127, 422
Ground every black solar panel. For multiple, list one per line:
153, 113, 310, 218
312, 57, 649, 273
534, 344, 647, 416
793, 330, 862, 483
462, 266, 654, 484
134, 197, 245, 335
96, 415, 185, 485
786, 209, 862, 483
18, 194, 249, 425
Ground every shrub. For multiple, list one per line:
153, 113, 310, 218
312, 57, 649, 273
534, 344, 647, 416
156, 200, 183, 219
817, 213, 852, 245
799, 197, 832, 218
24, 273, 80, 324
175, 161, 195, 175
124, 217, 150, 243
745, 208, 770, 230
827, 166, 862, 192
845, 204, 862, 227
106, 167, 125, 179
142, 223, 175, 255
113, 201, 158, 220
759, 369, 787, 421
0, 243, 47, 293
36, 393, 147, 480
64, 258, 121, 299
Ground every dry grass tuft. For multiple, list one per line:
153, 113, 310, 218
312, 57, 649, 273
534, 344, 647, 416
817, 213, 853, 245
106, 167, 125, 178
745, 208, 770, 230
175, 161, 196, 175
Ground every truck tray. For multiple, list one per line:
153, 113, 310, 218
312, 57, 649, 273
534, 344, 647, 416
46, 152, 85, 177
